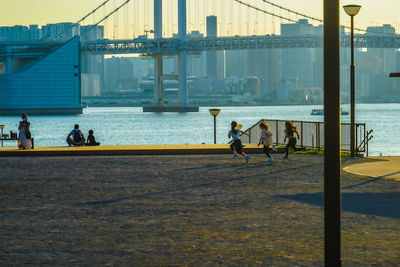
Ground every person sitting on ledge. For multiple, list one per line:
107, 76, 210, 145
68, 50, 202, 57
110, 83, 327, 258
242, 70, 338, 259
66, 124, 85, 146
85, 129, 100, 146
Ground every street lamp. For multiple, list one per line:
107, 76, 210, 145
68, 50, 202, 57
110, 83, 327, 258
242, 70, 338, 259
209, 109, 221, 144
343, 4, 361, 157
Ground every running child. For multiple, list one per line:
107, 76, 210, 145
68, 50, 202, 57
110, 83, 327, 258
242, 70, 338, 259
257, 121, 274, 162
283, 120, 303, 159
228, 120, 251, 163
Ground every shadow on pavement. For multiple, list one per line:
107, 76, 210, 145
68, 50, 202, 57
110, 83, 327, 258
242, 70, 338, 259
277, 192, 400, 220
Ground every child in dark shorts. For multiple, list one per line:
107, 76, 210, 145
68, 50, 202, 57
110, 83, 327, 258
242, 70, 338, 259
228, 121, 251, 163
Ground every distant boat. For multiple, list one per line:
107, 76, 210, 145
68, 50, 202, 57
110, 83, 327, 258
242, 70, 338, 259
311, 109, 349, 115
311, 109, 324, 115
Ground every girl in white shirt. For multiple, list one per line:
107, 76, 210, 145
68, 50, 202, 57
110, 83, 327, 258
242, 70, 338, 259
257, 122, 274, 162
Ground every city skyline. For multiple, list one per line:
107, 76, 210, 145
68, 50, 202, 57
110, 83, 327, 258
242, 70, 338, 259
0, 0, 399, 38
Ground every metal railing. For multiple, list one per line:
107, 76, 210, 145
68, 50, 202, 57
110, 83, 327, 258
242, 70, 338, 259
240, 119, 373, 156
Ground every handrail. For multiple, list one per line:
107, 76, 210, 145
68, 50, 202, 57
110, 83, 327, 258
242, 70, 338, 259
240, 118, 371, 154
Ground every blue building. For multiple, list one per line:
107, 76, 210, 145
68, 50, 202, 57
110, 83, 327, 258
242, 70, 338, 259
0, 37, 82, 114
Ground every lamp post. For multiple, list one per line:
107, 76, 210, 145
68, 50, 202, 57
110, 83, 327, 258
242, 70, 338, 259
324, 0, 341, 264
343, 4, 361, 157
209, 109, 221, 144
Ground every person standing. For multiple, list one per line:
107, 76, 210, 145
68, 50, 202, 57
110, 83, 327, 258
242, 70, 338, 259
283, 120, 303, 159
257, 122, 274, 162
228, 120, 251, 163
18, 113, 32, 150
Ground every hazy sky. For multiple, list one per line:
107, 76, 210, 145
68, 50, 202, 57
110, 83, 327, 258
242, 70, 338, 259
0, 0, 398, 35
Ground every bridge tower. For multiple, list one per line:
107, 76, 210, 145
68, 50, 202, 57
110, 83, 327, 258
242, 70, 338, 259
178, 0, 188, 107
153, 0, 163, 106
146, 0, 198, 112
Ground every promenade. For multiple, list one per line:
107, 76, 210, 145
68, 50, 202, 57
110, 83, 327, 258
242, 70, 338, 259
344, 156, 400, 181
0, 144, 268, 156
0, 150, 399, 265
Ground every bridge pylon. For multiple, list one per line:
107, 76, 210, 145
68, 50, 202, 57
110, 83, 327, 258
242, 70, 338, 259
145, 0, 198, 112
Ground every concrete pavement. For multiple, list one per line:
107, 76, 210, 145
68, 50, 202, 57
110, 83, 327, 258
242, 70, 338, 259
343, 156, 400, 181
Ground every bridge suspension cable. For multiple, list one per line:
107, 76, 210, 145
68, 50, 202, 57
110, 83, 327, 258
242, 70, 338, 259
234, 0, 398, 36
81, 0, 131, 38
232, 0, 297, 24
259, 0, 323, 24
50, 0, 112, 40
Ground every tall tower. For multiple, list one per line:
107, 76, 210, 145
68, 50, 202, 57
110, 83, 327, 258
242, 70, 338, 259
146, 0, 198, 112
206, 16, 224, 82
178, 0, 188, 106
206, 16, 217, 80
153, 0, 163, 105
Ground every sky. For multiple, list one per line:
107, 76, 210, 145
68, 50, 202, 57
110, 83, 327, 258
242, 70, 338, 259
0, 0, 399, 36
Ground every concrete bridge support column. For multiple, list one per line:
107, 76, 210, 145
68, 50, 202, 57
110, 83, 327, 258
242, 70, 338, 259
153, 0, 163, 105
178, 52, 188, 106
153, 54, 164, 105
178, 0, 188, 106
5, 47, 12, 74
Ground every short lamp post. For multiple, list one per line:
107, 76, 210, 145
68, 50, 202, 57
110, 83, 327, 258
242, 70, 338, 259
209, 109, 221, 144
343, 4, 361, 157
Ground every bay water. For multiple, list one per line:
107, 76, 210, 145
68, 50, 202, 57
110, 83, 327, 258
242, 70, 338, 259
1, 104, 399, 156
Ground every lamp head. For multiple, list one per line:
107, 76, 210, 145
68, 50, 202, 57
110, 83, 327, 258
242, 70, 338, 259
209, 108, 221, 117
343, 4, 361, 16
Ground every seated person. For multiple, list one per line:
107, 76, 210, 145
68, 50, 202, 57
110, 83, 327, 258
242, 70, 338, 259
66, 124, 85, 146
85, 129, 100, 146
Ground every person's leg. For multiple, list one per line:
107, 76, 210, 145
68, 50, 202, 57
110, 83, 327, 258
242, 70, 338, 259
66, 138, 73, 146
241, 152, 250, 163
236, 140, 249, 163
263, 145, 271, 158
230, 142, 238, 158
291, 138, 301, 152
285, 142, 290, 157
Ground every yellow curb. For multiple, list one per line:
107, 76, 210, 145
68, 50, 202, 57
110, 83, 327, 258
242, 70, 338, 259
0, 144, 285, 157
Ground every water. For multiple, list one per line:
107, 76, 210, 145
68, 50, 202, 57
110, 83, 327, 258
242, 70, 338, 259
1, 104, 399, 156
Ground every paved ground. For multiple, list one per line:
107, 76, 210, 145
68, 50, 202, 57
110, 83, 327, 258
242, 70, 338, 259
1, 153, 399, 266
344, 156, 400, 181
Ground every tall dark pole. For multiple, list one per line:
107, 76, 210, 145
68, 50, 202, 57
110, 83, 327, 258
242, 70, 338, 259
213, 116, 217, 144
324, 0, 342, 265
350, 15, 356, 157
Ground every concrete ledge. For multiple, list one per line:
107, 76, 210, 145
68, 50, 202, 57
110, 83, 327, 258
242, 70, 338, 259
0, 144, 284, 157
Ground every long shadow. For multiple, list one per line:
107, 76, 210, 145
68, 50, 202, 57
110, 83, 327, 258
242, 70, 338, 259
78, 162, 319, 206
342, 171, 400, 190
277, 192, 400, 220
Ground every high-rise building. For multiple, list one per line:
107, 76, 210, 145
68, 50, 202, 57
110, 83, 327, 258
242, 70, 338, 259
225, 50, 248, 78
206, 16, 224, 82
187, 31, 206, 77
280, 19, 319, 89
0, 25, 40, 41
80, 25, 105, 96
105, 57, 135, 92
247, 48, 280, 94
41, 23, 79, 41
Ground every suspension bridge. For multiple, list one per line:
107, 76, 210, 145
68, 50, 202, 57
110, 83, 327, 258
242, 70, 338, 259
0, 0, 399, 112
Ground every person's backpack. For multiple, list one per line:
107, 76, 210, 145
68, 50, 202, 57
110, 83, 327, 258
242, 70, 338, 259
73, 130, 82, 143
